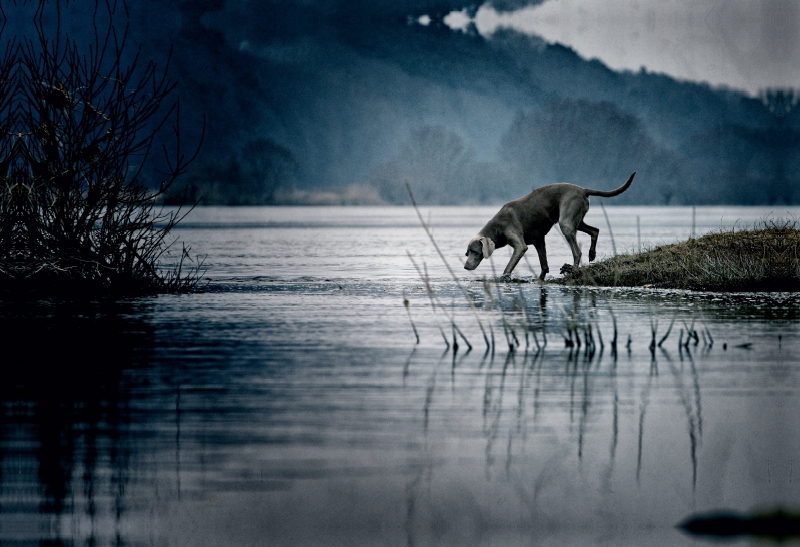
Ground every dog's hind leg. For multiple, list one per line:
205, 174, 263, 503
559, 222, 583, 268
578, 221, 600, 261
558, 198, 589, 268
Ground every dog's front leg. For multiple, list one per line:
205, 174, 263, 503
532, 238, 548, 280
503, 238, 527, 276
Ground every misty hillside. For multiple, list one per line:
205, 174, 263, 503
11, 1, 799, 205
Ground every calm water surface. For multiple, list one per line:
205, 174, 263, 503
1, 205, 800, 546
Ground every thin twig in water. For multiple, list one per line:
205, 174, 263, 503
489, 257, 520, 349
451, 305, 459, 352
407, 251, 472, 351
637, 215, 641, 253
423, 262, 451, 349
538, 287, 548, 347
593, 311, 604, 351
649, 312, 658, 351
681, 319, 698, 348
402, 289, 420, 344
483, 276, 517, 352
598, 200, 621, 287
598, 200, 617, 257
409, 258, 450, 349
518, 288, 541, 351
608, 301, 618, 352
406, 182, 490, 349
657, 313, 677, 347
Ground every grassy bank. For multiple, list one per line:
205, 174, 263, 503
560, 220, 800, 292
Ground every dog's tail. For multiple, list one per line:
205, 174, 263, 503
585, 172, 636, 198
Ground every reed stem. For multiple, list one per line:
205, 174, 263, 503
402, 289, 420, 344
406, 182, 489, 349
657, 314, 676, 347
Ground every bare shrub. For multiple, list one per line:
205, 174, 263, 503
0, 1, 203, 296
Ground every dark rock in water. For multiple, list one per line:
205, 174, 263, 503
679, 510, 800, 539
679, 514, 748, 536
560, 264, 580, 277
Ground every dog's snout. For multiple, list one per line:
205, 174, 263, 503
464, 255, 480, 271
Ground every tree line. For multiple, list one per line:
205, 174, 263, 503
367, 96, 800, 205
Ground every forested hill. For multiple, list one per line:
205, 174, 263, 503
11, 1, 796, 205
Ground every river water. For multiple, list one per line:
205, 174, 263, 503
1, 205, 799, 546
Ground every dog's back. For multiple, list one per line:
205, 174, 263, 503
511, 183, 587, 234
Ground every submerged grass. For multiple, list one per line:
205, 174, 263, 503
562, 219, 800, 292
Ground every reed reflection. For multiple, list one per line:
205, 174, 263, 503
407, 291, 715, 515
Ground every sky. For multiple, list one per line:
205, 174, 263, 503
445, 0, 800, 97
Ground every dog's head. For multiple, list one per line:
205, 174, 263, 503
464, 235, 495, 270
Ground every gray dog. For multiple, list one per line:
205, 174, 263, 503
464, 173, 635, 279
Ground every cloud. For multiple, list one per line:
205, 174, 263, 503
452, 0, 800, 96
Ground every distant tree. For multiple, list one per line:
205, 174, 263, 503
0, 1, 202, 295
180, 137, 297, 205
500, 99, 687, 204
401, 126, 468, 202
679, 124, 799, 205
370, 126, 467, 204
761, 89, 798, 118
370, 125, 515, 204
690, 89, 800, 205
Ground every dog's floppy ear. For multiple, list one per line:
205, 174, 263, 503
481, 237, 495, 259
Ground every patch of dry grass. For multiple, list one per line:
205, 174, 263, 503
560, 219, 800, 292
